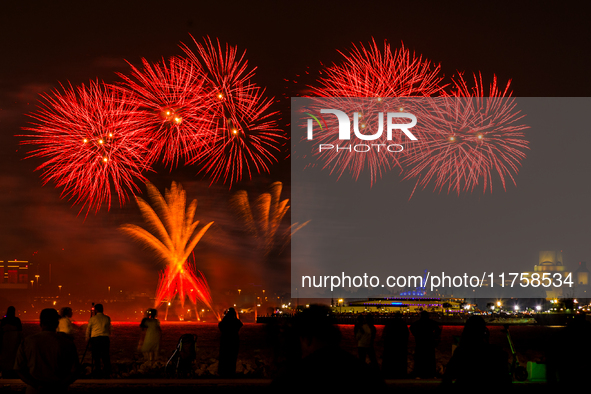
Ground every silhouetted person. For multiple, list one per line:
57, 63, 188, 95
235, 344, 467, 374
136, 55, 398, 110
177, 334, 197, 377
15, 308, 78, 394
138, 308, 161, 364
546, 313, 591, 389
271, 305, 386, 392
354, 314, 364, 339
0, 306, 23, 378
410, 311, 441, 378
264, 314, 302, 379
57, 307, 74, 338
354, 315, 371, 362
442, 316, 509, 390
218, 307, 243, 377
382, 312, 409, 378
265, 315, 300, 371
361, 314, 378, 368
86, 303, 111, 378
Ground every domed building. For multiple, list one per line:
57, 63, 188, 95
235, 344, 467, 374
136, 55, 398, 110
524, 251, 572, 299
536, 251, 566, 272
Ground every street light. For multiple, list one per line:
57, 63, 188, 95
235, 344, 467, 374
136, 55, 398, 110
35, 275, 40, 286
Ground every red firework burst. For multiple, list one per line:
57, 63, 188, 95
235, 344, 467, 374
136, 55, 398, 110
181, 36, 285, 185
305, 39, 446, 184
21, 81, 151, 214
116, 56, 212, 167
301, 97, 423, 183
311, 39, 447, 98
402, 73, 529, 196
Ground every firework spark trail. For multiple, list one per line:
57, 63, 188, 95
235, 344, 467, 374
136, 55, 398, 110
116, 56, 213, 167
181, 36, 286, 186
23, 37, 285, 212
21, 80, 151, 215
301, 40, 529, 194
231, 182, 308, 257
402, 74, 529, 196
301, 97, 429, 183
120, 182, 217, 316
311, 39, 447, 98
305, 39, 447, 185
155, 260, 214, 318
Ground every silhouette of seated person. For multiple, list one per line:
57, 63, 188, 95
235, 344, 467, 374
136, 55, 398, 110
15, 308, 79, 394
546, 312, 591, 388
271, 305, 385, 392
442, 315, 508, 390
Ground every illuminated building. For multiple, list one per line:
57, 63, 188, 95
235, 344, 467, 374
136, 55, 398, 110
333, 297, 464, 314
523, 251, 572, 299
533, 251, 567, 274
331, 269, 465, 313
0, 260, 31, 289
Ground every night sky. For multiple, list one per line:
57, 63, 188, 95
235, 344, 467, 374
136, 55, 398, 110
1, 2, 590, 299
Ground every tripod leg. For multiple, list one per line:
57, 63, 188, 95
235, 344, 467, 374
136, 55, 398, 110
81, 340, 91, 364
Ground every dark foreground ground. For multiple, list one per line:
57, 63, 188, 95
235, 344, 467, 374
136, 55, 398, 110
6, 322, 559, 392
0, 379, 556, 394
17, 321, 555, 377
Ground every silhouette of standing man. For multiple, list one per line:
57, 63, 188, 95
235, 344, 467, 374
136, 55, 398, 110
86, 304, 111, 378
382, 312, 409, 378
0, 306, 23, 378
410, 311, 441, 378
218, 308, 242, 377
